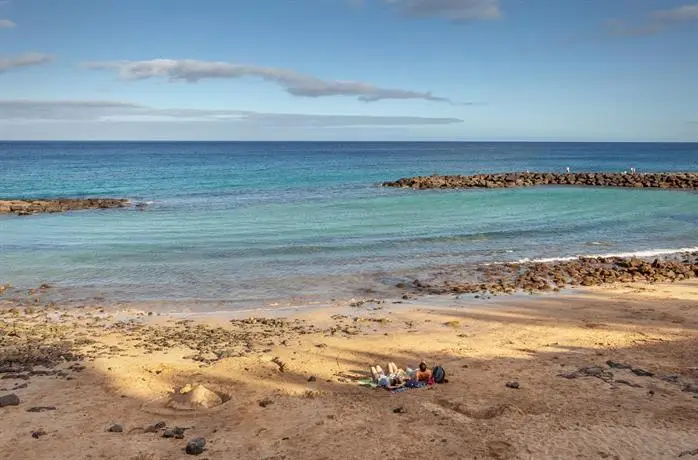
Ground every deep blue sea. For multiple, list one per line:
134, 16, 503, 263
1, 142, 697, 309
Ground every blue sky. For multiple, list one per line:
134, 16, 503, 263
0, 0, 696, 141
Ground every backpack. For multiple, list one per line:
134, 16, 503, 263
432, 366, 446, 384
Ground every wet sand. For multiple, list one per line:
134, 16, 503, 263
1, 280, 697, 459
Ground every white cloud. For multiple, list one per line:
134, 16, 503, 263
0, 99, 464, 127
0, 53, 53, 73
85, 58, 464, 104
0, 18, 15, 28
385, 0, 501, 21
610, 3, 698, 36
652, 4, 698, 22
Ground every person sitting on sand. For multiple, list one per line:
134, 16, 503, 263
414, 360, 432, 382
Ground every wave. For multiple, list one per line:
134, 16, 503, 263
514, 246, 698, 264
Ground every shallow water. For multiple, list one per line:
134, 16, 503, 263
1, 141, 696, 308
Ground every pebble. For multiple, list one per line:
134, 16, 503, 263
0, 393, 20, 407
393, 406, 407, 414
144, 421, 166, 433
26, 406, 57, 413
606, 361, 632, 369
163, 427, 186, 439
683, 383, 698, 394
185, 437, 206, 455
107, 424, 123, 433
632, 368, 654, 377
258, 398, 273, 408
31, 430, 47, 439
307, 376, 317, 382
505, 381, 520, 389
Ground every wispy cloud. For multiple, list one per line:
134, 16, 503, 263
0, 99, 464, 127
652, 4, 698, 21
609, 3, 698, 36
84, 58, 463, 104
0, 19, 15, 28
0, 53, 53, 73
384, 0, 501, 21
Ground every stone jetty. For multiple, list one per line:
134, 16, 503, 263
0, 198, 129, 216
382, 172, 698, 190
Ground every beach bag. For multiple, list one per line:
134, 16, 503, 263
432, 366, 446, 384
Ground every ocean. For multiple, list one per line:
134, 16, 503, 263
1, 141, 697, 309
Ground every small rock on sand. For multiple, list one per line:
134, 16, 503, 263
107, 424, 123, 433
505, 381, 520, 389
0, 393, 20, 407
678, 448, 698, 458
683, 383, 698, 394
26, 406, 56, 413
259, 398, 273, 408
144, 421, 166, 433
606, 360, 632, 369
631, 368, 654, 377
31, 430, 47, 439
163, 427, 186, 439
185, 437, 206, 455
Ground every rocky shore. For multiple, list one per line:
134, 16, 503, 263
405, 252, 698, 296
0, 198, 129, 216
383, 172, 698, 190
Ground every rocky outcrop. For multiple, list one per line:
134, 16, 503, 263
383, 172, 698, 190
0, 198, 129, 216
406, 252, 698, 296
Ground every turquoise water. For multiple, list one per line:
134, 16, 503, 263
1, 142, 697, 308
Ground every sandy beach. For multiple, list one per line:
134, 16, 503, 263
1, 280, 697, 460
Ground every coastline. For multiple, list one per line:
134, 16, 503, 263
1, 279, 697, 459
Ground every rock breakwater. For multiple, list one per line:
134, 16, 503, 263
406, 252, 698, 296
0, 198, 129, 216
383, 172, 698, 190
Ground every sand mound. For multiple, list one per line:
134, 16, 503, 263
165, 384, 226, 410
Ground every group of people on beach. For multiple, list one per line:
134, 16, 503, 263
370, 360, 443, 389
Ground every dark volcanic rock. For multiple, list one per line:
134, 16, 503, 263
185, 437, 206, 455
0, 393, 20, 407
163, 426, 186, 439
406, 252, 698, 298
144, 421, 166, 433
606, 361, 632, 369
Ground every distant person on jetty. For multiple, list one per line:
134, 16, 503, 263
565, 167, 571, 173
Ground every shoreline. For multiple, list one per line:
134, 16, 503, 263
1, 280, 697, 459
2, 251, 696, 314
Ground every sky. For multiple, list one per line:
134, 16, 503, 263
0, 0, 697, 141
